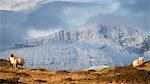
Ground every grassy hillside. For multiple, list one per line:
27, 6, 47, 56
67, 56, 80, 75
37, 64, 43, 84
0, 59, 150, 84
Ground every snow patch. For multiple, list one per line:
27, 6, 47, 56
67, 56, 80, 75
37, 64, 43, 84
84, 65, 109, 71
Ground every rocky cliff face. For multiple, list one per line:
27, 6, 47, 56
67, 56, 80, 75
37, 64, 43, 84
10, 24, 144, 50
1, 24, 149, 70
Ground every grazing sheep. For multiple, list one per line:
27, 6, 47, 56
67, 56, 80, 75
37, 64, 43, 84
133, 57, 144, 67
9, 54, 25, 68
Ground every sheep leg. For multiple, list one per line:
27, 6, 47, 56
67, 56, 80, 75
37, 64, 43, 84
14, 64, 17, 68
16, 64, 18, 68
21, 64, 23, 68
13, 64, 16, 68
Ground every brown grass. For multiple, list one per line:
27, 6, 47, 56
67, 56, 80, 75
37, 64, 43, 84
1, 59, 150, 84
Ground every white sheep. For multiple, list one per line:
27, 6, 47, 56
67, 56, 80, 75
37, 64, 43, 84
9, 54, 25, 68
133, 57, 144, 67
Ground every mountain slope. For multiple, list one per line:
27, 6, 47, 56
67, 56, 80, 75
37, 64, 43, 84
0, 24, 148, 70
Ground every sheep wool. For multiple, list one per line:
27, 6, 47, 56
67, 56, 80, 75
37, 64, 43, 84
133, 57, 144, 67
10, 57, 17, 65
10, 56, 25, 67
17, 57, 25, 65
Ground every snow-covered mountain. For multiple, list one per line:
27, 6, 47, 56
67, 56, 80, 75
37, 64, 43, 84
0, 24, 149, 70
9, 24, 144, 49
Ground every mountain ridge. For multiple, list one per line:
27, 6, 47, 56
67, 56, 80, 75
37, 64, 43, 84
9, 24, 143, 50
1, 24, 149, 70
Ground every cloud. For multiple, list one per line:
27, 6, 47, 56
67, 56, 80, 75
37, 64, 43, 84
54, 0, 115, 4
0, 10, 28, 49
0, 0, 116, 11
116, 0, 149, 33
21, 1, 121, 28
0, 0, 49, 11
117, 0, 149, 16
0, 0, 149, 49
0, 27, 2, 49
1, 26, 27, 49
62, 2, 121, 26
86, 0, 149, 35
110, 2, 120, 13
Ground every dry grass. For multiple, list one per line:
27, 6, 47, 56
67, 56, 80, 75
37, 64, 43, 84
1, 59, 150, 84
0, 72, 18, 79
95, 67, 114, 75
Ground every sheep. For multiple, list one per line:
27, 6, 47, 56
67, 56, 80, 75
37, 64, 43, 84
133, 57, 144, 67
9, 54, 25, 68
